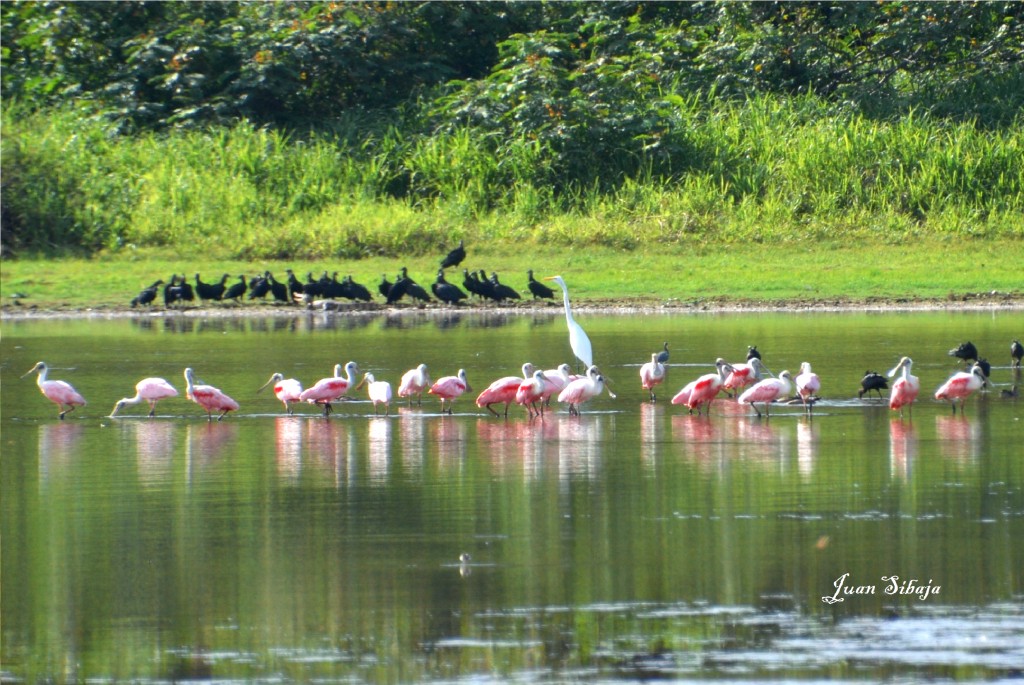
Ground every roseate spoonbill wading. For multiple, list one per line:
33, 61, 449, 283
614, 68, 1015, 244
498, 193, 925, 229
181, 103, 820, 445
299, 362, 359, 416
476, 363, 536, 417
639, 353, 667, 402
558, 365, 610, 416
515, 369, 552, 418
257, 373, 303, 415
738, 370, 794, 418
429, 369, 472, 414
22, 361, 87, 419
794, 362, 821, 413
887, 357, 920, 417
545, 275, 593, 371
398, 364, 431, 405
934, 363, 987, 414
541, 364, 578, 406
671, 358, 733, 416
859, 371, 888, 399
110, 377, 178, 417
183, 367, 238, 421
357, 372, 393, 416
723, 357, 771, 397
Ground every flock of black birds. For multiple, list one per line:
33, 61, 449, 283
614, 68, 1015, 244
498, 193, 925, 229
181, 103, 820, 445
130, 240, 559, 308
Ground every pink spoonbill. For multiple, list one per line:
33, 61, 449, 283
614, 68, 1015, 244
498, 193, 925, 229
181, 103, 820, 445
639, 352, 667, 402
671, 358, 733, 416
257, 372, 303, 414
515, 369, 551, 418
299, 361, 360, 416
428, 369, 472, 414
723, 357, 771, 397
887, 356, 920, 417
794, 362, 821, 413
738, 370, 794, 418
110, 377, 178, 417
934, 363, 987, 414
357, 372, 393, 416
22, 361, 87, 419
183, 367, 239, 421
476, 363, 535, 417
398, 363, 431, 406
558, 365, 609, 416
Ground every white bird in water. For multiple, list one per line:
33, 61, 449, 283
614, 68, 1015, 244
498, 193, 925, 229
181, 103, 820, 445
545, 275, 593, 371
257, 372, 303, 415
357, 372, 393, 416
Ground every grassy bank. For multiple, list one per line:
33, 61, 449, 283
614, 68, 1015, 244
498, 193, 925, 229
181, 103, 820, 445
3, 96, 1022, 260
2, 239, 1021, 312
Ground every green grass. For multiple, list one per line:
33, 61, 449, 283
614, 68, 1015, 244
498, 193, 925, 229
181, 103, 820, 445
2, 239, 1021, 311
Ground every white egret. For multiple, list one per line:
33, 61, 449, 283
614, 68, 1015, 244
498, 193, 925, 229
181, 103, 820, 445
545, 275, 593, 370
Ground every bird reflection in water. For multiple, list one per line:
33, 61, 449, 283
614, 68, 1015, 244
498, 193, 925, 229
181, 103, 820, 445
367, 417, 392, 483
556, 415, 603, 480
303, 419, 350, 484
888, 419, 918, 481
274, 416, 304, 481
935, 415, 981, 463
132, 421, 176, 486
434, 419, 468, 467
796, 417, 819, 480
37, 423, 85, 486
184, 422, 238, 481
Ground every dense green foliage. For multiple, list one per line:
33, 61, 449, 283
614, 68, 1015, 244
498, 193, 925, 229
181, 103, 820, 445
2, 1, 1023, 256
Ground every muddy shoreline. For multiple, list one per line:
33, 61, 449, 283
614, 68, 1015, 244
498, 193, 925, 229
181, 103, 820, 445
3, 291, 1022, 321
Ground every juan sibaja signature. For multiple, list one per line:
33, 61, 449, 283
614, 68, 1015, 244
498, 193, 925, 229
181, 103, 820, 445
822, 572, 941, 604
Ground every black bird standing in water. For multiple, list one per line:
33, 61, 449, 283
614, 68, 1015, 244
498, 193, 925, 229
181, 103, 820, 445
858, 371, 889, 399
131, 280, 163, 307
1012, 340, 1023, 367
948, 341, 979, 364
441, 239, 466, 269
432, 270, 468, 305
222, 275, 247, 302
527, 270, 555, 300
656, 342, 670, 365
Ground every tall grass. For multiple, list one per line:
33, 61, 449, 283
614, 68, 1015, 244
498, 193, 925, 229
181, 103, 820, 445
3, 94, 1021, 260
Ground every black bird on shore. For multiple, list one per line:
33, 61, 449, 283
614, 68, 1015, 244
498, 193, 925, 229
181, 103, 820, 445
441, 239, 466, 269
285, 269, 304, 300
858, 371, 888, 399
1012, 340, 1023, 367
222, 275, 247, 302
747, 346, 762, 361
378, 274, 393, 299
342, 275, 372, 302
527, 270, 555, 300
489, 272, 521, 302
195, 273, 229, 301
403, 269, 432, 303
462, 269, 486, 299
267, 272, 289, 302
248, 273, 270, 300
131, 280, 163, 307
432, 270, 468, 305
656, 342, 670, 365
302, 272, 324, 299
164, 275, 194, 306
948, 341, 979, 364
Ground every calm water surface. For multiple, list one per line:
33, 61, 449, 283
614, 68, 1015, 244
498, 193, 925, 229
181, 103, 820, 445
2, 309, 1022, 683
